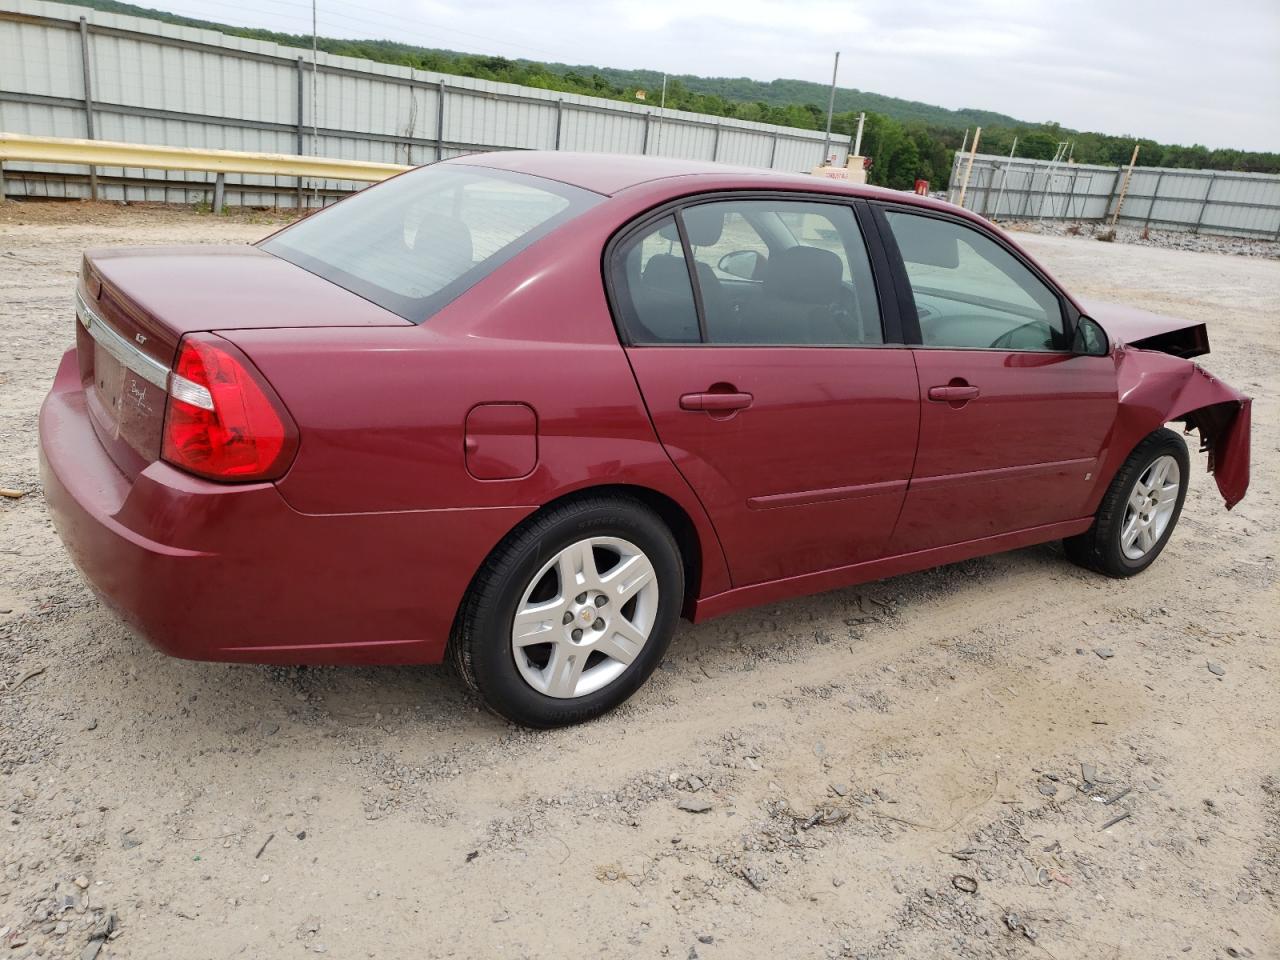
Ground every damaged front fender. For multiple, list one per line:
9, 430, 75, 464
1108, 347, 1251, 509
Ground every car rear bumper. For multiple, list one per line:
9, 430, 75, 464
39, 349, 531, 666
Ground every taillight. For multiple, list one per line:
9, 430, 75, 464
161, 334, 298, 482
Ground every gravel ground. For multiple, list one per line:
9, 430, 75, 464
1, 201, 1277, 960
1002, 219, 1280, 259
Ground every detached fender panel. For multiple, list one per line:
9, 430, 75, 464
1097, 346, 1251, 509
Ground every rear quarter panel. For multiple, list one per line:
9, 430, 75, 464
222, 202, 733, 601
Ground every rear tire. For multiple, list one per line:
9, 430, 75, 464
450, 495, 684, 728
1064, 427, 1189, 578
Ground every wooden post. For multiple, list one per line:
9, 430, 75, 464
956, 127, 981, 209
0, 161, 6, 204
1109, 144, 1140, 227
212, 172, 225, 215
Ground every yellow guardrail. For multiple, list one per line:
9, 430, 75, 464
0, 131, 411, 183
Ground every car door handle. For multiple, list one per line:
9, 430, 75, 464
927, 384, 980, 402
679, 391, 754, 412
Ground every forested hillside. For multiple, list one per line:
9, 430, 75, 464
63, 0, 1280, 190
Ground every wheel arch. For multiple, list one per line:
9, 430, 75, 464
1092, 351, 1251, 512
449, 482, 727, 649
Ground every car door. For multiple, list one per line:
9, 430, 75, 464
873, 204, 1119, 554
608, 196, 920, 588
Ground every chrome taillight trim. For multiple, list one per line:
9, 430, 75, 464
76, 289, 170, 391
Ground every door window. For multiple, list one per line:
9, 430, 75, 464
682, 200, 883, 346
884, 210, 1068, 351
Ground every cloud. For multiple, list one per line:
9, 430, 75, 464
156, 0, 1280, 150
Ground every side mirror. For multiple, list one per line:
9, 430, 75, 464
1072, 316, 1109, 357
717, 250, 764, 281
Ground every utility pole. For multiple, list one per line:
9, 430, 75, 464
821, 51, 839, 164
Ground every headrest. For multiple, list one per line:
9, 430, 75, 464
640, 253, 691, 288
763, 246, 843, 304
683, 207, 724, 246
656, 221, 681, 244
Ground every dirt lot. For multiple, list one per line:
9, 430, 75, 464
1, 201, 1277, 960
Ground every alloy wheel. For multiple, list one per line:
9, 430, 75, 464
1120, 454, 1181, 560
510, 536, 660, 699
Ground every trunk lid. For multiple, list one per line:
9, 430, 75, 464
77, 245, 408, 479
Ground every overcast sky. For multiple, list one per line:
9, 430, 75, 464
153, 0, 1280, 151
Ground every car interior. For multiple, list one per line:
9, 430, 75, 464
622, 205, 883, 346
885, 211, 1069, 352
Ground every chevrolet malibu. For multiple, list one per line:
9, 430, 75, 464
39, 152, 1251, 727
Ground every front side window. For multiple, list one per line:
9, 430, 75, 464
884, 210, 1067, 351
261, 165, 600, 322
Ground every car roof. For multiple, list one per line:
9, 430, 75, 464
447, 150, 948, 208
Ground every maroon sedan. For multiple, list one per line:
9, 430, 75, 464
39, 152, 1251, 727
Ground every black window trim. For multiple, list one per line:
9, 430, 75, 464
868, 200, 1082, 354
672, 209, 710, 343
602, 189, 909, 349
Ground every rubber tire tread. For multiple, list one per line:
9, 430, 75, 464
1063, 427, 1189, 578
450, 494, 683, 728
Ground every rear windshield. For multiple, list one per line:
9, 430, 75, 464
260, 165, 601, 322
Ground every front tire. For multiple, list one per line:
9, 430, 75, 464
451, 495, 684, 728
1064, 427, 1189, 577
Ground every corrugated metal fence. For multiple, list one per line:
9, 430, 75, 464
948, 152, 1280, 240
0, 0, 851, 207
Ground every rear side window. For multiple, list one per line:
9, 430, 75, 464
683, 199, 882, 345
611, 216, 701, 344
261, 166, 600, 323
610, 198, 884, 347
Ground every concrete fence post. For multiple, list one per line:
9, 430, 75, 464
78, 16, 99, 201
1103, 164, 1124, 223
436, 81, 446, 161
1193, 173, 1217, 234
1143, 171, 1165, 229
295, 58, 306, 209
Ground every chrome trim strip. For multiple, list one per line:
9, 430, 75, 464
75, 289, 170, 390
